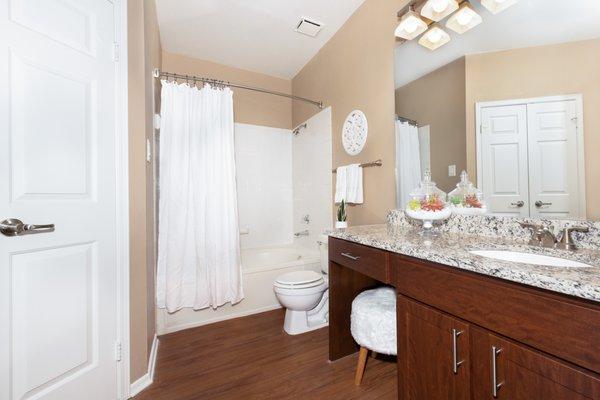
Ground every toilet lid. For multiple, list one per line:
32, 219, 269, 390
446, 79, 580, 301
275, 270, 323, 287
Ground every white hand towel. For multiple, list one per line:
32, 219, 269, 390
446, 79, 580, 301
346, 164, 363, 204
335, 165, 348, 204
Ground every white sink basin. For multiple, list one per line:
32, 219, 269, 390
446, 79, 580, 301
469, 250, 593, 268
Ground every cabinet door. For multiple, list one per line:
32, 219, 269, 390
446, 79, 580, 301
397, 296, 470, 400
471, 327, 600, 400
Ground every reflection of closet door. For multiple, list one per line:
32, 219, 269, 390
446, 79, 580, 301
480, 105, 529, 217
527, 101, 580, 219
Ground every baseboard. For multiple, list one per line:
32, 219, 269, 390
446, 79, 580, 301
159, 304, 282, 335
129, 334, 159, 398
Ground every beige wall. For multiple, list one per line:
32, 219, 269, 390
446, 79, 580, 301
395, 57, 467, 193
143, 0, 161, 363
292, 0, 408, 225
465, 39, 600, 220
162, 52, 293, 129
128, 0, 161, 383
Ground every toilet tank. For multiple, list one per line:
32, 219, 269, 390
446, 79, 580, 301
318, 234, 329, 274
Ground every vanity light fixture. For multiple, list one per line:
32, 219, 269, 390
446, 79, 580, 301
480, 0, 520, 14
446, 1, 482, 34
395, 5, 428, 40
420, 0, 459, 22
418, 24, 451, 50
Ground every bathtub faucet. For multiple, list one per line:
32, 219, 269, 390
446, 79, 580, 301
294, 230, 309, 237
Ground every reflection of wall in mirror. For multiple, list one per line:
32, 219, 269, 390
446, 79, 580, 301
465, 38, 600, 220
395, 57, 467, 193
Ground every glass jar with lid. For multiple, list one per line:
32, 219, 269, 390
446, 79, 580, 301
405, 170, 451, 230
447, 170, 487, 214
406, 170, 447, 212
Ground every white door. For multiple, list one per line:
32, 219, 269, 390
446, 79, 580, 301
480, 104, 529, 216
0, 1, 120, 400
527, 100, 581, 219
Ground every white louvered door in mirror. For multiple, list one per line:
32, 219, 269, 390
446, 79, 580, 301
0, 1, 120, 399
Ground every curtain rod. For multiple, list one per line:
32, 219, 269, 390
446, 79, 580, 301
396, 115, 418, 126
153, 68, 323, 109
332, 159, 382, 173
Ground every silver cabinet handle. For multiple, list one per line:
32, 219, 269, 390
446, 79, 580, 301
491, 346, 504, 398
510, 201, 524, 208
340, 252, 360, 261
535, 201, 552, 208
0, 218, 55, 237
452, 329, 464, 374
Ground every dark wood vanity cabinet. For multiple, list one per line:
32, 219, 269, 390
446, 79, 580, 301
328, 237, 600, 400
470, 327, 600, 400
391, 252, 600, 400
397, 297, 471, 400
397, 294, 600, 400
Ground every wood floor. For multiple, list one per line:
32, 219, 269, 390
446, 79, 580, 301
135, 309, 397, 400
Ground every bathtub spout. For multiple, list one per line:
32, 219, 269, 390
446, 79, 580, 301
294, 230, 309, 237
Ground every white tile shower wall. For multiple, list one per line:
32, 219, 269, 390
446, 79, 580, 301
293, 107, 333, 250
235, 123, 293, 249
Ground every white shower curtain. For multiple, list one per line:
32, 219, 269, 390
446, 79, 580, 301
156, 81, 243, 313
395, 120, 422, 208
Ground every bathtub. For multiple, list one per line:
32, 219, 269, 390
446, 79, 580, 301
157, 243, 322, 334
241, 245, 320, 273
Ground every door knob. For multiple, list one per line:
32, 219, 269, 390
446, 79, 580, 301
0, 218, 55, 237
510, 201, 524, 208
535, 201, 552, 208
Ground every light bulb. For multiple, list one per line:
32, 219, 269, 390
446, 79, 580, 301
427, 29, 442, 43
431, 0, 448, 13
496, 0, 508, 3
456, 10, 473, 26
403, 16, 419, 33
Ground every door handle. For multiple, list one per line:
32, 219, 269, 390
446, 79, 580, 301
510, 201, 524, 208
491, 346, 504, 398
452, 328, 464, 374
0, 218, 55, 237
535, 201, 552, 208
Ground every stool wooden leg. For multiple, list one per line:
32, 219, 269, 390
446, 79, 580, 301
354, 347, 369, 386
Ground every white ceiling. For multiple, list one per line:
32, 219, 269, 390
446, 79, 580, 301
395, 0, 600, 88
155, 0, 366, 79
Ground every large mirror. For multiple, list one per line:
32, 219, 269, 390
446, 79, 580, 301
393, 0, 600, 221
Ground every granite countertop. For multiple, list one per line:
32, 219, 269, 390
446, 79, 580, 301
329, 223, 600, 303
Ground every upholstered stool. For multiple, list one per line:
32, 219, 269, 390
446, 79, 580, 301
350, 287, 397, 385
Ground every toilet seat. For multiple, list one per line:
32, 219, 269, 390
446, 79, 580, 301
274, 270, 324, 290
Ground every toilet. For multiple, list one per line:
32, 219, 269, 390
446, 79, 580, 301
273, 235, 329, 335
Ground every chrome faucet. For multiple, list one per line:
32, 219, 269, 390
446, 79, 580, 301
556, 226, 589, 251
294, 230, 309, 237
519, 222, 589, 250
519, 222, 557, 248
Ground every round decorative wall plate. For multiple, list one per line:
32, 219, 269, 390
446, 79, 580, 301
342, 110, 368, 156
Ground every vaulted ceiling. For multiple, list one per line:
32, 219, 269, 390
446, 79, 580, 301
155, 0, 367, 79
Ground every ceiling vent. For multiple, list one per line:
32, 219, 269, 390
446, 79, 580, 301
294, 17, 323, 37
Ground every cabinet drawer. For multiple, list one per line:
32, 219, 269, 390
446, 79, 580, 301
329, 238, 389, 283
393, 253, 600, 374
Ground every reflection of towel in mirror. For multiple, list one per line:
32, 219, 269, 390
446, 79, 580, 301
335, 164, 363, 204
